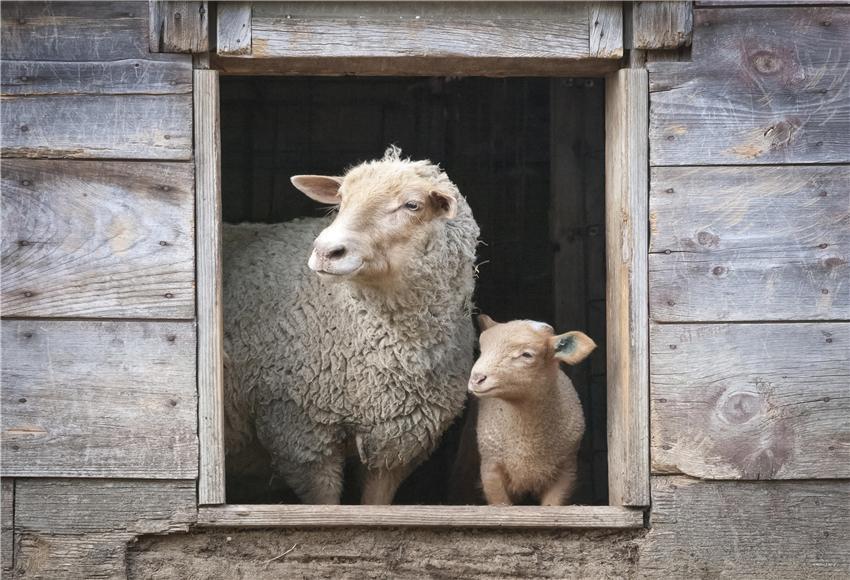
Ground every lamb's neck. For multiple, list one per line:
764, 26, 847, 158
495, 382, 562, 430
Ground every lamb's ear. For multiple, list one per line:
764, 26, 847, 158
430, 189, 457, 219
550, 331, 596, 365
290, 175, 343, 204
477, 314, 498, 331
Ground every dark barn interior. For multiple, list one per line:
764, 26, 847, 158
220, 76, 608, 505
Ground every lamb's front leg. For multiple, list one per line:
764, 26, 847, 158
540, 463, 578, 506
481, 461, 512, 505
361, 463, 411, 505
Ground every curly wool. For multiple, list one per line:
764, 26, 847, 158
222, 155, 479, 485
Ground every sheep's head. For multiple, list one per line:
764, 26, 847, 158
291, 147, 459, 284
469, 315, 596, 401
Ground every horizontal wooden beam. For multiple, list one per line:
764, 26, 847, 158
198, 505, 645, 529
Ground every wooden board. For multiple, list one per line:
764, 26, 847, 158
651, 323, 850, 479
1, 320, 198, 479
605, 69, 650, 507
1, 480, 12, 572
643, 477, 850, 577
198, 505, 644, 529
217, 2, 252, 56
1, 1, 151, 61
14, 479, 195, 578
1, 58, 192, 96
1, 94, 192, 160
632, 1, 693, 49
149, 1, 209, 53
649, 7, 850, 165
1, 160, 195, 319
195, 70, 226, 505
649, 165, 850, 322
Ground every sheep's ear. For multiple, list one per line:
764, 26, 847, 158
430, 189, 457, 219
291, 175, 343, 204
550, 331, 596, 365
477, 314, 498, 331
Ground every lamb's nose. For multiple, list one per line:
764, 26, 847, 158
471, 372, 487, 385
318, 244, 346, 261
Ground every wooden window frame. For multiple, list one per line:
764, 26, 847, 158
195, 1, 648, 529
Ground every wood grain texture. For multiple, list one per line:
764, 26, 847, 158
632, 1, 693, 49
649, 7, 850, 165
1, 94, 192, 160
649, 165, 850, 322
698, 0, 850, 5
251, 2, 586, 59
1, 320, 198, 478
588, 2, 624, 58
1, 58, 192, 96
1, 1, 150, 61
651, 322, 850, 479
1, 160, 195, 318
14, 479, 195, 579
605, 69, 650, 507
149, 0, 209, 53
195, 70, 226, 505
217, 2, 252, 56
198, 505, 644, 529
643, 477, 850, 577
1, 480, 12, 572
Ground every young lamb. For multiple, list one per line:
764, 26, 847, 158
469, 315, 596, 506
223, 147, 479, 505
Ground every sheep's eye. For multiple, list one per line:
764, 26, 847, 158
521, 351, 534, 359
404, 201, 421, 211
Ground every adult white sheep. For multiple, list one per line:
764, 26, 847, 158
223, 147, 480, 505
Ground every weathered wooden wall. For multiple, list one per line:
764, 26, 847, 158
2, 2, 849, 578
1, 2, 199, 576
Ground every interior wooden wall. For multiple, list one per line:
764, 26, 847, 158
219, 76, 608, 505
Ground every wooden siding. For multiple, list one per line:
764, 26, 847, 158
632, 1, 693, 50
149, 1, 209, 53
1, 160, 195, 319
1, 480, 12, 572
649, 165, 849, 322
649, 7, 850, 165
14, 479, 196, 578
651, 323, 850, 479
1, 320, 198, 478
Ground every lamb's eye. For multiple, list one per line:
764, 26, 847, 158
521, 351, 534, 359
404, 201, 421, 211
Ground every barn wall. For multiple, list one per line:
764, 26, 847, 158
1, 2, 199, 577
2, 2, 849, 579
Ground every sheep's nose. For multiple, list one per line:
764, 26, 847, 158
317, 244, 347, 261
471, 372, 487, 385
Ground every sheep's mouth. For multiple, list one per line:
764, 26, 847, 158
468, 384, 500, 397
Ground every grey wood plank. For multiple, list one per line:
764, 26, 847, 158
1, 94, 192, 160
198, 505, 644, 529
1, 320, 198, 478
149, 1, 209, 53
632, 1, 692, 49
1, 480, 12, 572
1, 160, 195, 319
14, 479, 195, 579
1, 58, 192, 96
249, 2, 603, 60
649, 7, 850, 165
217, 2, 252, 56
605, 68, 650, 507
195, 70, 226, 505
649, 165, 850, 322
588, 2, 624, 58
643, 477, 850, 577
1, 1, 150, 61
651, 323, 850, 479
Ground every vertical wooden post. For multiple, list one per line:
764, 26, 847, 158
194, 69, 225, 505
605, 68, 650, 507
149, 1, 210, 53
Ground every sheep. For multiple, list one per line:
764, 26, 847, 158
222, 147, 480, 505
468, 315, 596, 506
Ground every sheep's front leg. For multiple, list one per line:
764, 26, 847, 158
540, 464, 578, 506
481, 462, 512, 506
284, 450, 345, 505
361, 463, 411, 505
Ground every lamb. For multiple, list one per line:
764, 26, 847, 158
222, 147, 480, 505
468, 315, 596, 506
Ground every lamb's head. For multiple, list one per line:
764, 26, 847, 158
469, 315, 596, 400
291, 147, 462, 285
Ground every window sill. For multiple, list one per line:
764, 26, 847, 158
197, 504, 645, 529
